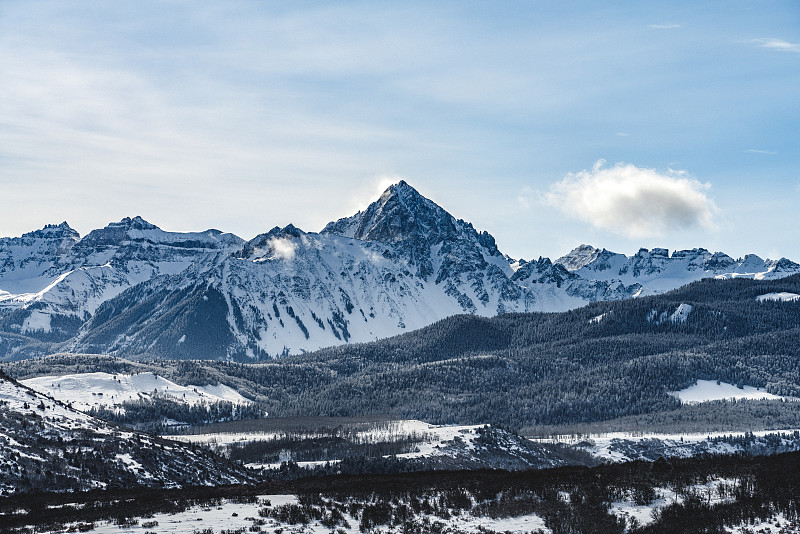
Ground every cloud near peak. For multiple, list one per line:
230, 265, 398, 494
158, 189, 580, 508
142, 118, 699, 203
546, 161, 717, 239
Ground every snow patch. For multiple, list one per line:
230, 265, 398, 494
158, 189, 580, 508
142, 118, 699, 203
670, 379, 788, 403
669, 303, 693, 323
756, 292, 800, 302
21, 310, 52, 333
589, 312, 608, 324
115, 453, 144, 474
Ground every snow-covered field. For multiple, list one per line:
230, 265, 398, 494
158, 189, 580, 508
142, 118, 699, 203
531, 428, 800, 463
21, 372, 250, 412
166, 419, 435, 447
670, 379, 791, 403
27, 494, 551, 534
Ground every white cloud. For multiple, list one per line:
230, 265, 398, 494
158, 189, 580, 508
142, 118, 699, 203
649, 24, 682, 29
744, 148, 777, 155
268, 237, 298, 261
546, 161, 717, 239
749, 38, 800, 53
516, 186, 534, 211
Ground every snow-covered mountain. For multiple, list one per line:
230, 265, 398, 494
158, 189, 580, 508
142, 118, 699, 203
0, 217, 242, 344
1, 181, 798, 360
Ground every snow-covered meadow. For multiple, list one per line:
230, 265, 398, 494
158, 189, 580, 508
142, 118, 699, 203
30, 494, 552, 534
21, 372, 250, 412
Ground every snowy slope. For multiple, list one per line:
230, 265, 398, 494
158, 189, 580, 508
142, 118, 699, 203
15, 492, 552, 534
21, 371, 250, 412
0, 371, 256, 494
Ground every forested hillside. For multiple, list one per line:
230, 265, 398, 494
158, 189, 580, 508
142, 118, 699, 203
8, 274, 800, 428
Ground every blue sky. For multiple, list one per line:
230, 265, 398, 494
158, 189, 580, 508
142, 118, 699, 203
1, 1, 798, 261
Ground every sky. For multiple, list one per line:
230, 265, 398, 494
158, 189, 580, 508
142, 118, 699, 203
1, 0, 798, 261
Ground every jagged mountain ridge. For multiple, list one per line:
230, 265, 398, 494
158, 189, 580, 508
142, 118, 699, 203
0, 216, 243, 344
1, 181, 798, 360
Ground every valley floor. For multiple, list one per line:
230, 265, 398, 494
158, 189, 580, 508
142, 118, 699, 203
34, 494, 550, 534
5, 451, 800, 534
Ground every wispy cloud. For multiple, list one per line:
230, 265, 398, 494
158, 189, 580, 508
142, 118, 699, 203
616, 132, 631, 137
649, 23, 682, 29
749, 38, 800, 53
268, 237, 298, 261
745, 149, 777, 155
516, 186, 535, 211
546, 160, 717, 239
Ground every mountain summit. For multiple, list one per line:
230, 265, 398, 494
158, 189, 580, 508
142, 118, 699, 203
2, 182, 799, 360
323, 181, 504, 279
323, 181, 464, 244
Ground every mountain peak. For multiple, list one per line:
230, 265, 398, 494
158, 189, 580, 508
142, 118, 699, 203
377, 179, 417, 202
21, 221, 80, 241
556, 244, 601, 271
321, 180, 505, 279
322, 181, 456, 244
111, 216, 159, 231
76, 216, 161, 249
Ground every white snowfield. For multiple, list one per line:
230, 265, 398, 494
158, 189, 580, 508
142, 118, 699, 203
646, 302, 693, 325
167, 419, 436, 447
669, 380, 790, 404
756, 292, 800, 302
21, 372, 250, 412
533, 429, 800, 463
29, 493, 552, 534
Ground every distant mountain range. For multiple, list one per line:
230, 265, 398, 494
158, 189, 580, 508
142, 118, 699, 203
1, 181, 798, 360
